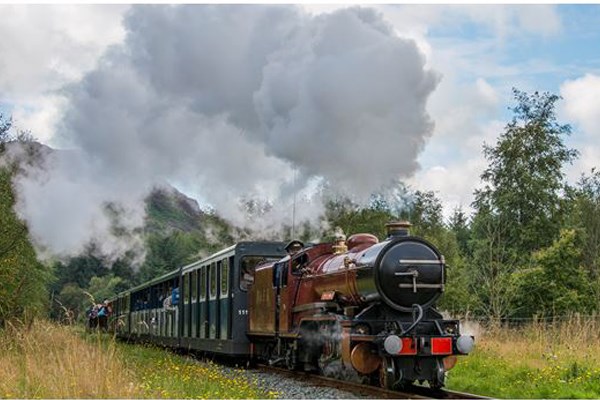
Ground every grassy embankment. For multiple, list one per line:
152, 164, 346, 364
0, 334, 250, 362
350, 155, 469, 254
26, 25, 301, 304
3, 317, 600, 399
447, 315, 600, 398
0, 320, 276, 399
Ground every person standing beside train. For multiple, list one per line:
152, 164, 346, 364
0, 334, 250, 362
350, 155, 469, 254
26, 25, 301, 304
97, 300, 112, 332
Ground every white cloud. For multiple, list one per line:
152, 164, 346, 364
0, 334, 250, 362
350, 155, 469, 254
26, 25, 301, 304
0, 5, 127, 101
0, 5, 128, 143
561, 74, 600, 137
13, 5, 440, 260
409, 119, 504, 220
11, 95, 67, 143
513, 5, 562, 37
0, 4, 577, 237
379, 5, 562, 221
475, 78, 499, 107
561, 73, 600, 182
570, 145, 600, 180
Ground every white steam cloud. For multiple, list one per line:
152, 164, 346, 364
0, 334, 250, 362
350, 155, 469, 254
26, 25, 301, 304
13, 5, 439, 262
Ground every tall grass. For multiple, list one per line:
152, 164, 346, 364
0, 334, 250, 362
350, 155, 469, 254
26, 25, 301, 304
7, 316, 599, 398
118, 344, 278, 399
448, 314, 600, 398
0, 320, 137, 398
0, 320, 276, 399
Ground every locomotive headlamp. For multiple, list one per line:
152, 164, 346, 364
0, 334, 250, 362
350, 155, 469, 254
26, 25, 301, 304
384, 335, 403, 355
456, 335, 474, 354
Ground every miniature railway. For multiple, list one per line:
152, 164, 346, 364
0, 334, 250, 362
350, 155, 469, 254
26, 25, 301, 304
258, 365, 489, 399
110, 229, 479, 396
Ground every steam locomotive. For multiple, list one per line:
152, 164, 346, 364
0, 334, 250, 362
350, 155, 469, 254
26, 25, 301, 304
110, 222, 473, 390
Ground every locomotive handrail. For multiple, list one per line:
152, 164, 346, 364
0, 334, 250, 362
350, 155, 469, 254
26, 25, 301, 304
398, 259, 444, 265
395, 269, 419, 292
292, 301, 339, 313
398, 283, 445, 291
394, 270, 419, 276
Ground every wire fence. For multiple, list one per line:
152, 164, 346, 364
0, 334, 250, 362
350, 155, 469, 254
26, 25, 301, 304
451, 316, 600, 349
460, 313, 600, 322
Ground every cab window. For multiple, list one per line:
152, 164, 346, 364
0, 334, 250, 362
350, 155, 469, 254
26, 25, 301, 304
240, 256, 280, 291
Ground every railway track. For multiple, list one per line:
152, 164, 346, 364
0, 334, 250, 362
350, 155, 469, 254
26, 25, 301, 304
120, 340, 486, 399
259, 365, 489, 399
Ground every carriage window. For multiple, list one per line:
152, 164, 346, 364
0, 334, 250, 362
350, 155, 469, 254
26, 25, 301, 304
200, 267, 207, 301
209, 263, 217, 299
183, 274, 189, 304
155, 285, 162, 308
240, 256, 281, 291
221, 259, 229, 297
143, 289, 150, 309
161, 284, 167, 304
191, 270, 198, 301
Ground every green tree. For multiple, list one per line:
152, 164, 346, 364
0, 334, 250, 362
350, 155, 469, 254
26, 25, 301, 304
321, 183, 413, 241
323, 196, 394, 240
0, 114, 51, 325
514, 229, 592, 316
54, 283, 87, 323
468, 89, 578, 318
404, 191, 461, 272
475, 89, 578, 258
567, 169, 600, 278
140, 231, 204, 281
563, 169, 600, 311
50, 249, 107, 294
406, 190, 444, 238
449, 206, 471, 257
469, 200, 519, 319
403, 191, 470, 315
87, 274, 124, 304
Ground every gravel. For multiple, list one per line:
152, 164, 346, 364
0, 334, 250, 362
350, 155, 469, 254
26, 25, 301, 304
216, 363, 363, 399
247, 368, 361, 399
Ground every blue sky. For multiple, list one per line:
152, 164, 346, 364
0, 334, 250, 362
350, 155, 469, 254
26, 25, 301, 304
1, 4, 600, 222
379, 4, 600, 215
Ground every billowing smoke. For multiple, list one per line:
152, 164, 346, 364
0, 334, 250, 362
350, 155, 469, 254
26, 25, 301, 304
13, 5, 438, 262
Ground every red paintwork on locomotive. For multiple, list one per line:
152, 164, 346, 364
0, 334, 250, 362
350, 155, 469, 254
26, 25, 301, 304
248, 234, 380, 336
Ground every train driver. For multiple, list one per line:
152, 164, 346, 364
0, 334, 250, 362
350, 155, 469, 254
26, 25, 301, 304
285, 240, 304, 255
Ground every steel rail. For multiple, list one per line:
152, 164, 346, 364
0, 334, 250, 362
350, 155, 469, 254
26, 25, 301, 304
258, 365, 490, 399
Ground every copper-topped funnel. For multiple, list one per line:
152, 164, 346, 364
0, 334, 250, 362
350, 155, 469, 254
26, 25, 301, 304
385, 221, 411, 238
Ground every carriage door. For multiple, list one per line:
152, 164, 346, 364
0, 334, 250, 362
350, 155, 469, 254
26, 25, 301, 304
182, 273, 190, 338
191, 270, 198, 338
219, 257, 232, 339
199, 267, 208, 338
208, 262, 220, 339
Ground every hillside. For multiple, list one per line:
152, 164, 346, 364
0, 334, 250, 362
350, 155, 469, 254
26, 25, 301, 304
144, 185, 245, 249
145, 186, 204, 233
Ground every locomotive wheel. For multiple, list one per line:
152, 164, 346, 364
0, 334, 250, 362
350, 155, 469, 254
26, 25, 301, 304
285, 347, 298, 371
429, 358, 445, 390
379, 357, 398, 389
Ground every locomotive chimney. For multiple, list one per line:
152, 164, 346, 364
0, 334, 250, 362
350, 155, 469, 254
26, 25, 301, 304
386, 221, 411, 238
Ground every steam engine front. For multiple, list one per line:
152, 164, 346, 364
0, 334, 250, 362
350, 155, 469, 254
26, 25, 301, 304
247, 222, 474, 389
